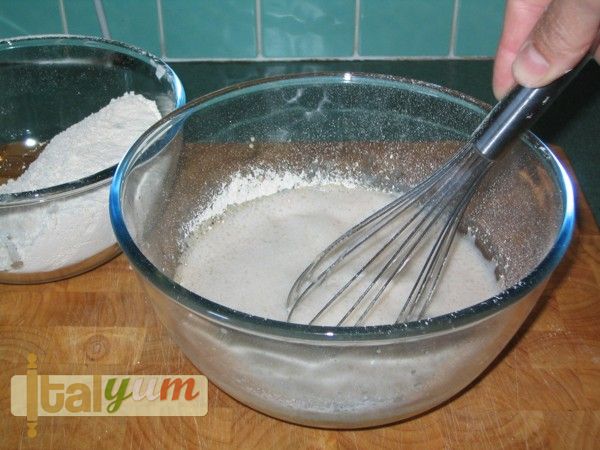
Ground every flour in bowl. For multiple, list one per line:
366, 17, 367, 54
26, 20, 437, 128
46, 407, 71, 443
176, 182, 501, 325
0, 93, 161, 274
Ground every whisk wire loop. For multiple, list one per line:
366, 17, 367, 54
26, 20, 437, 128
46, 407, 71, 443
352, 148, 491, 325
396, 156, 491, 323
287, 145, 491, 326
286, 143, 476, 318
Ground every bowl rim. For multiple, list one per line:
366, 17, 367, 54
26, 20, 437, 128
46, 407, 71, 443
110, 72, 575, 343
0, 34, 186, 208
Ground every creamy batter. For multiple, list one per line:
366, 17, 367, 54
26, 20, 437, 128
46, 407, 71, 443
176, 184, 501, 326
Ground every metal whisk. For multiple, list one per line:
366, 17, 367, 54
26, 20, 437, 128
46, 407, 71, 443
287, 58, 591, 327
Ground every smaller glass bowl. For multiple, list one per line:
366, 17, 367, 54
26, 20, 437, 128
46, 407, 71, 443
0, 35, 185, 284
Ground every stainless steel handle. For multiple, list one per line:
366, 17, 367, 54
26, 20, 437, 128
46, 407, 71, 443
472, 55, 593, 160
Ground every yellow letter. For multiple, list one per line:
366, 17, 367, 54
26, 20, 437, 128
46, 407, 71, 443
65, 383, 91, 413
93, 375, 102, 412
40, 375, 64, 413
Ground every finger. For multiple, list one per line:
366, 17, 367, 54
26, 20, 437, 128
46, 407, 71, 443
493, 0, 551, 99
513, 0, 600, 88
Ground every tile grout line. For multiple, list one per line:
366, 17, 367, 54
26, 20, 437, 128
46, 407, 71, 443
57, 0, 68, 34
449, 0, 460, 57
156, 0, 167, 58
353, 0, 361, 57
93, 0, 111, 39
255, 0, 263, 58
164, 55, 493, 63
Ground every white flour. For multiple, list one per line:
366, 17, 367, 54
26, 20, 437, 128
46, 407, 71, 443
182, 168, 360, 239
176, 180, 501, 325
0, 93, 161, 274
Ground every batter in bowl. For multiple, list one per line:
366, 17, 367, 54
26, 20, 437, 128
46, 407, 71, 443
176, 182, 501, 326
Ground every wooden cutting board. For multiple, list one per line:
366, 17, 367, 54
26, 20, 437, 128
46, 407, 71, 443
0, 148, 598, 449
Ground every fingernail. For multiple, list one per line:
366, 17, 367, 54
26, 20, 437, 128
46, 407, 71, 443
513, 41, 550, 87
493, 83, 511, 100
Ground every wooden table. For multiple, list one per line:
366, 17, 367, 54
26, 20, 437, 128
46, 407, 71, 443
0, 149, 598, 449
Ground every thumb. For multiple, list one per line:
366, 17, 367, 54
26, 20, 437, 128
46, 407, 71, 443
512, 0, 600, 88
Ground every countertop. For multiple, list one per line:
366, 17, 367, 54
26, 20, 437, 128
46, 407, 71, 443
0, 148, 598, 449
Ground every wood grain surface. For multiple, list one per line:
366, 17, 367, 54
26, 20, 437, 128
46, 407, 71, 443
0, 148, 598, 449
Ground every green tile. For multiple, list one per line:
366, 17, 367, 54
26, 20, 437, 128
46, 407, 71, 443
0, 0, 62, 38
163, 0, 255, 59
103, 0, 161, 55
456, 0, 504, 56
262, 0, 354, 58
360, 0, 453, 57
63, 0, 101, 36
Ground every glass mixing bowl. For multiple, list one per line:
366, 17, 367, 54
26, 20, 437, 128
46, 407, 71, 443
110, 73, 574, 428
0, 35, 185, 283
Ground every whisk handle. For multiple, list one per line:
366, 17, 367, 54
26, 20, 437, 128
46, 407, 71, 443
472, 56, 592, 160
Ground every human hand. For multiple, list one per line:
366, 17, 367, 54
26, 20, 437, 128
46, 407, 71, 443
493, 0, 600, 99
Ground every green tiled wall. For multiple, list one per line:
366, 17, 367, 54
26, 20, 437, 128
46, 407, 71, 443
0, 0, 506, 59
360, 0, 454, 57
263, 0, 354, 58
103, 0, 161, 56
456, 0, 505, 56
163, 0, 256, 58
0, 0, 62, 37
62, 0, 101, 36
